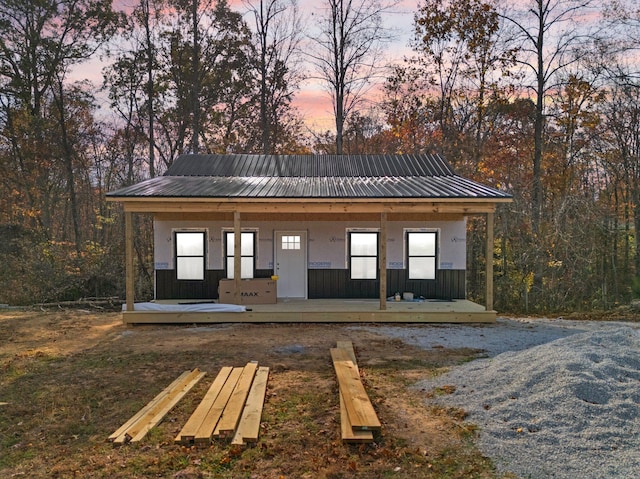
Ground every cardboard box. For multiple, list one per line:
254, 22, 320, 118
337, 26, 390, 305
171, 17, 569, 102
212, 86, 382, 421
218, 278, 277, 305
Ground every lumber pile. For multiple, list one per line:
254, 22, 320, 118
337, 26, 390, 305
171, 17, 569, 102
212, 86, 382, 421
109, 368, 206, 445
331, 341, 380, 443
175, 362, 270, 447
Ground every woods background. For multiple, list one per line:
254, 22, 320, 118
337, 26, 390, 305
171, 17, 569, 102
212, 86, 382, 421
1, 0, 639, 314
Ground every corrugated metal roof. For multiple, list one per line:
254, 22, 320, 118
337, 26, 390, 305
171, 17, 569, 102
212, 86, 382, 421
106, 154, 511, 200
164, 153, 457, 177
107, 174, 512, 199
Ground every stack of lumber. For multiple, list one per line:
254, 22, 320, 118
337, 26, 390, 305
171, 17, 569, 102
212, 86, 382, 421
109, 368, 207, 445
175, 361, 269, 447
330, 341, 381, 443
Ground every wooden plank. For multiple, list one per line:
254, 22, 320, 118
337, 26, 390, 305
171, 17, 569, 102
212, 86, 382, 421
194, 367, 243, 444
127, 369, 206, 443
336, 341, 358, 367
109, 370, 193, 442
231, 366, 269, 445
215, 362, 259, 437
175, 366, 234, 445
340, 391, 374, 443
330, 349, 381, 431
335, 341, 373, 442
117, 369, 205, 444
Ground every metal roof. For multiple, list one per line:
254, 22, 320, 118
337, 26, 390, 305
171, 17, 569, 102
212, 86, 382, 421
107, 154, 511, 200
164, 153, 457, 177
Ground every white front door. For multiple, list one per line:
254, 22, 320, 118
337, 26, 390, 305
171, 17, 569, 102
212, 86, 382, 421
274, 231, 307, 299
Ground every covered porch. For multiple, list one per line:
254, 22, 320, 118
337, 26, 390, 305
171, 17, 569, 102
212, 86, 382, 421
107, 154, 512, 324
118, 206, 498, 324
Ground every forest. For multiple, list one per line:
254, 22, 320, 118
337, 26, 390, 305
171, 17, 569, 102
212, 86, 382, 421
0, 0, 639, 314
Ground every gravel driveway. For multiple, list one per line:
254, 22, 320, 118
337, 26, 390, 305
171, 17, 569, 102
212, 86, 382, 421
354, 318, 640, 479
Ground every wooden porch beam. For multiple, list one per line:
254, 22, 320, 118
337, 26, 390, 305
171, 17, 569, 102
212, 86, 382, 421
234, 211, 241, 304
379, 212, 387, 311
118, 200, 503, 215
154, 212, 466, 222
125, 211, 135, 313
486, 212, 494, 311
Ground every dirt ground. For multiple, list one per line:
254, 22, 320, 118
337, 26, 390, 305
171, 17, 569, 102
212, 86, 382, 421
1, 308, 508, 478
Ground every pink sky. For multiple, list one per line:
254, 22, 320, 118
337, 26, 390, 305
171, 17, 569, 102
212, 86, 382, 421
70, 0, 419, 130
297, 1, 417, 131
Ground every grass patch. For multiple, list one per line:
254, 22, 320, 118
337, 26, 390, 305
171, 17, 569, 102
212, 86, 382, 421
0, 311, 509, 478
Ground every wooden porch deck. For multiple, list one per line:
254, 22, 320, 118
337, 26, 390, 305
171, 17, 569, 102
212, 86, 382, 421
122, 299, 495, 324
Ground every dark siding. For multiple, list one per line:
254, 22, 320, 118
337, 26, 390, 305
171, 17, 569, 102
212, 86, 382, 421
308, 269, 465, 300
157, 268, 464, 300
156, 269, 273, 300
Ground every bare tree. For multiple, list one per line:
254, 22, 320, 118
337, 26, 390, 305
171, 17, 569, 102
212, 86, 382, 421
602, 69, 640, 297
139, 0, 163, 177
496, 0, 603, 306
104, 0, 165, 179
0, 0, 121, 244
498, 0, 602, 234
307, 0, 398, 154
244, 0, 304, 154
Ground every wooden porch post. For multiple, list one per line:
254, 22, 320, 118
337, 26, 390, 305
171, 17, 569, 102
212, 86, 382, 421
486, 211, 495, 311
379, 211, 387, 310
234, 211, 242, 304
125, 211, 135, 313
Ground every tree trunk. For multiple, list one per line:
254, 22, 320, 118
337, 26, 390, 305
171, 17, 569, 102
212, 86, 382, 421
54, 80, 82, 254
190, 0, 201, 154
144, 0, 156, 177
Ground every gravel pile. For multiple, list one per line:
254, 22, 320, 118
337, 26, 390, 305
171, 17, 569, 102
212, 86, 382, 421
413, 326, 640, 478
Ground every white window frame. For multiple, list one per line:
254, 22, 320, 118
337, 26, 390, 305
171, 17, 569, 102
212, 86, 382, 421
175, 230, 206, 281
281, 234, 301, 250
348, 230, 379, 280
224, 230, 257, 279
405, 229, 438, 280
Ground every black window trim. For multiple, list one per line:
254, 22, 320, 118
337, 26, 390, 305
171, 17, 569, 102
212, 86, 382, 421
406, 230, 438, 280
174, 230, 207, 281
348, 230, 379, 280
224, 230, 257, 279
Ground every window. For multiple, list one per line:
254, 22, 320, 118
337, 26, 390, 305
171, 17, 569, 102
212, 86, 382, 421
225, 232, 256, 279
175, 231, 205, 280
407, 231, 437, 280
281, 235, 301, 250
349, 232, 378, 279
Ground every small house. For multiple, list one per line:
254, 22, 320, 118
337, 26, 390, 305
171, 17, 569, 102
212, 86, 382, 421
106, 153, 511, 323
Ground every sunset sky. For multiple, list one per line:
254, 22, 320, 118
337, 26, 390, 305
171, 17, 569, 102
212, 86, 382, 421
290, 0, 418, 131
69, 0, 419, 131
